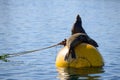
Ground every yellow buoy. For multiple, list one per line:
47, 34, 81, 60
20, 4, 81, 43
56, 43, 104, 68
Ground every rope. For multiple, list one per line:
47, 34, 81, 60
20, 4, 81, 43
0, 43, 60, 58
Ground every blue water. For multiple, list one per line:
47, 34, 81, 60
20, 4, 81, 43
0, 0, 120, 80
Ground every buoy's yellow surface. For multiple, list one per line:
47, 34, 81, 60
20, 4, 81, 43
56, 43, 104, 68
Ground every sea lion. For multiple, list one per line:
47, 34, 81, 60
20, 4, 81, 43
64, 14, 99, 61
71, 14, 98, 47
65, 33, 98, 61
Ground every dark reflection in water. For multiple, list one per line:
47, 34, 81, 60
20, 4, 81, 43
57, 67, 104, 80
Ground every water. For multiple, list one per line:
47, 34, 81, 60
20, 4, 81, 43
0, 0, 120, 80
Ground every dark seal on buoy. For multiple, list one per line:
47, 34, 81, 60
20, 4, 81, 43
65, 14, 99, 61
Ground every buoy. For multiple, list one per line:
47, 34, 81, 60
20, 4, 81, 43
56, 43, 104, 68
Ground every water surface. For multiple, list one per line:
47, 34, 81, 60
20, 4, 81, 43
0, 0, 120, 80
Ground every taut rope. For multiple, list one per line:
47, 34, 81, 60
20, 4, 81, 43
0, 43, 60, 59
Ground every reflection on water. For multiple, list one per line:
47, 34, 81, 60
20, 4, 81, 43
57, 67, 104, 80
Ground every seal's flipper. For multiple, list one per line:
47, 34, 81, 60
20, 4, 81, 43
64, 48, 76, 61
88, 39, 99, 47
70, 48, 76, 58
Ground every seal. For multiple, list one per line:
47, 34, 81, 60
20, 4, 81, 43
64, 14, 99, 61
65, 33, 98, 61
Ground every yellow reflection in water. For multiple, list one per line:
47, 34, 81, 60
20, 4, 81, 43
57, 67, 104, 80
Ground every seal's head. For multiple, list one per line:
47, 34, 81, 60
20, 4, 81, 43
76, 14, 82, 23
71, 14, 86, 35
